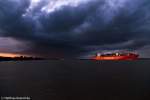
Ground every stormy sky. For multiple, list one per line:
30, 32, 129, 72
0, 0, 150, 58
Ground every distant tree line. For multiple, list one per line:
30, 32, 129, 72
0, 56, 44, 61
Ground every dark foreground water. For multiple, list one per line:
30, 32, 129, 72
0, 60, 150, 100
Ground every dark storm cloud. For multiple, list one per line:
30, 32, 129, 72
0, 0, 150, 57
0, 0, 34, 38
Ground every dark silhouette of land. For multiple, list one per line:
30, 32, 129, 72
0, 56, 44, 61
0, 55, 149, 61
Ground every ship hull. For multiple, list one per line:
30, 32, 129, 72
93, 55, 139, 60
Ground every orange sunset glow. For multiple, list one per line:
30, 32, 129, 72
0, 53, 26, 57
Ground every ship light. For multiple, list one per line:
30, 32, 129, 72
116, 53, 119, 56
97, 53, 101, 57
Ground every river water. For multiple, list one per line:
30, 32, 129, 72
0, 60, 150, 100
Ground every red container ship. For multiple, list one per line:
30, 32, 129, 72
92, 52, 139, 60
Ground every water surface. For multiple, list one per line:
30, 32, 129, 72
0, 60, 150, 100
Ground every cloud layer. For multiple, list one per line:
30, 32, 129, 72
0, 0, 150, 58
